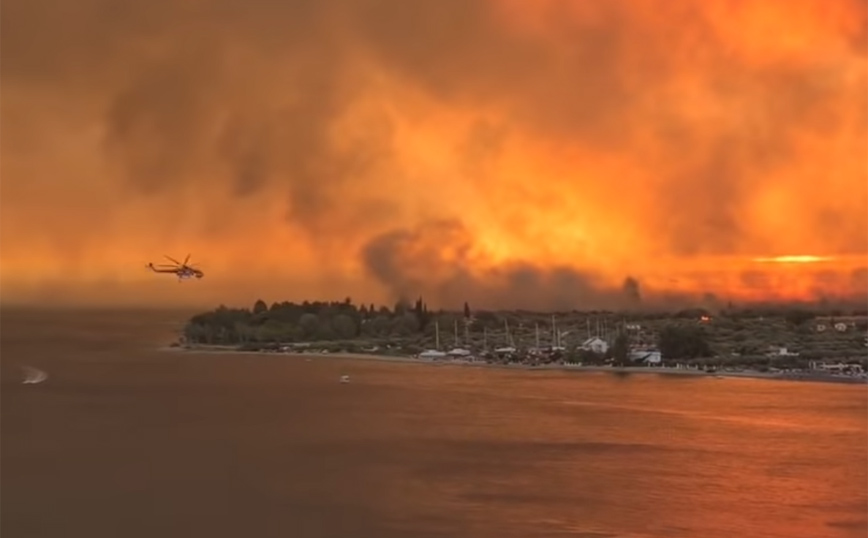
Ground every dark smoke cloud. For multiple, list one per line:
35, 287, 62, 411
622, 277, 642, 304
362, 220, 690, 310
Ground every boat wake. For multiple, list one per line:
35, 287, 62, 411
21, 366, 48, 385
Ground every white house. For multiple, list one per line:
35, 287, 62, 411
629, 349, 662, 365
581, 337, 609, 355
767, 346, 799, 357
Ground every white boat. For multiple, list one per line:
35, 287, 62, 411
22, 366, 48, 385
340, 375, 350, 384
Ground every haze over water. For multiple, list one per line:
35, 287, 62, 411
2, 309, 866, 538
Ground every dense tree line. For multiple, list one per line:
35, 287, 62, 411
185, 298, 720, 363
184, 297, 474, 345
183, 299, 866, 363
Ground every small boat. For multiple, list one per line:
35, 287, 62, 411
22, 366, 48, 385
340, 375, 350, 384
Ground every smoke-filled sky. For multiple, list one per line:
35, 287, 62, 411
2, 0, 867, 309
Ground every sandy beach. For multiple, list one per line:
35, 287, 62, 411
163, 345, 867, 385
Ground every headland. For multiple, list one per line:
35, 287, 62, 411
170, 298, 868, 384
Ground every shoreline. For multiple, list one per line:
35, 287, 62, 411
161, 345, 868, 385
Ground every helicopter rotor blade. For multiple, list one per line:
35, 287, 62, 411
183, 253, 191, 266
164, 255, 182, 265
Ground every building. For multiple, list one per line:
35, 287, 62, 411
629, 349, 662, 365
581, 337, 609, 355
766, 346, 800, 357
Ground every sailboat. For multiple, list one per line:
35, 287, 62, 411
447, 319, 471, 358
531, 322, 541, 354
551, 315, 566, 351
494, 318, 516, 354
419, 320, 447, 359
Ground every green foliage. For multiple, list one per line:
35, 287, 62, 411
657, 324, 712, 360
783, 309, 815, 327
182, 299, 867, 367
253, 299, 268, 315
393, 313, 420, 336
611, 332, 630, 366
332, 314, 357, 339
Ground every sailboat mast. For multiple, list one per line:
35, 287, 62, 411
551, 315, 558, 347
435, 320, 441, 350
535, 323, 540, 349
454, 319, 459, 347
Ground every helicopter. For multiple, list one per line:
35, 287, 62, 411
146, 254, 204, 282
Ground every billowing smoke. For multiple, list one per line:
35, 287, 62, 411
362, 220, 664, 310
2, 0, 866, 308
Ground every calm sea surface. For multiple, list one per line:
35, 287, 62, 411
2, 309, 866, 538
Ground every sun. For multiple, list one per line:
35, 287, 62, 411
751, 255, 834, 264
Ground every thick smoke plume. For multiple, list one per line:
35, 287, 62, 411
2, 0, 866, 308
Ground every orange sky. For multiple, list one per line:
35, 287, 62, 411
1, 0, 866, 309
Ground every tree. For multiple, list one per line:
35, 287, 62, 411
256, 319, 288, 343
393, 299, 411, 316
414, 297, 431, 330
298, 313, 320, 339
362, 315, 391, 336
315, 322, 337, 341
611, 332, 630, 366
253, 299, 268, 315
392, 313, 420, 336
658, 325, 712, 360
783, 309, 815, 327
332, 314, 357, 339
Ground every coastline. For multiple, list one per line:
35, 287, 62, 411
160, 345, 868, 385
